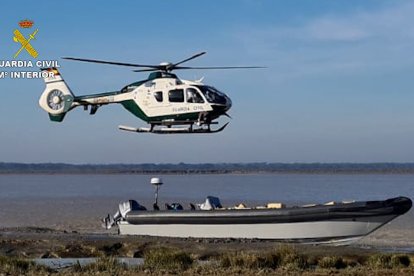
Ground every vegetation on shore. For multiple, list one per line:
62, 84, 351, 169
3, 162, 414, 174
0, 255, 52, 275
1, 245, 413, 275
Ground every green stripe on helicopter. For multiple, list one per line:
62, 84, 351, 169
120, 100, 201, 122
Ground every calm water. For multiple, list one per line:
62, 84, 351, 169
1, 173, 414, 203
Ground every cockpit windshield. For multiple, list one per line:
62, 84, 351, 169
196, 85, 227, 104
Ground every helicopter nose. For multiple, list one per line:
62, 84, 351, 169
225, 96, 232, 111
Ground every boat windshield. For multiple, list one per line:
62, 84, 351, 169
195, 85, 227, 104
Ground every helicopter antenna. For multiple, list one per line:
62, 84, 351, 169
62, 52, 266, 73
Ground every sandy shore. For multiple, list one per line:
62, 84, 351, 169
0, 226, 390, 259
2, 227, 414, 276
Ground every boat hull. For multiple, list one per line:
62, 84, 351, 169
119, 215, 395, 244
117, 196, 412, 244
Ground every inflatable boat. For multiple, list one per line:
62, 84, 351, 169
102, 178, 412, 244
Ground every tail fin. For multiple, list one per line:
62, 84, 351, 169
39, 67, 74, 122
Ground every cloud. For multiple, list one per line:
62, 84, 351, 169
304, 2, 414, 42
306, 18, 369, 42
231, 1, 414, 81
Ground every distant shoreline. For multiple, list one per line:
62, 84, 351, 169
2, 162, 414, 174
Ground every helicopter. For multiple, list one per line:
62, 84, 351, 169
39, 52, 264, 134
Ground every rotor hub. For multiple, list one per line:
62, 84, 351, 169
159, 62, 172, 67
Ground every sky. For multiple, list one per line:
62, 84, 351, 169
1, 0, 414, 164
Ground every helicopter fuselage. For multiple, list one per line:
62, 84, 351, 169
39, 68, 232, 133
75, 72, 231, 123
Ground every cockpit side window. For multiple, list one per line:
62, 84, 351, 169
186, 88, 204, 103
154, 91, 163, 102
196, 85, 227, 104
168, 89, 184, 102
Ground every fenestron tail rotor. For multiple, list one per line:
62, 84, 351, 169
62, 52, 266, 73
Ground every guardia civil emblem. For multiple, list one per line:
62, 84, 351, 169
13, 19, 39, 58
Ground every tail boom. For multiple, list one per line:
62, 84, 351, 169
39, 67, 121, 122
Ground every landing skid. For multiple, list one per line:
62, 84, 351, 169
118, 123, 228, 134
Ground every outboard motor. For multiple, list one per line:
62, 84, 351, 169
102, 200, 146, 229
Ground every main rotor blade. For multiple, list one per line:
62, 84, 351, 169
132, 68, 159, 72
173, 66, 267, 70
62, 57, 160, 69
172, 51, 206, 67
133, 65, 266, 72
